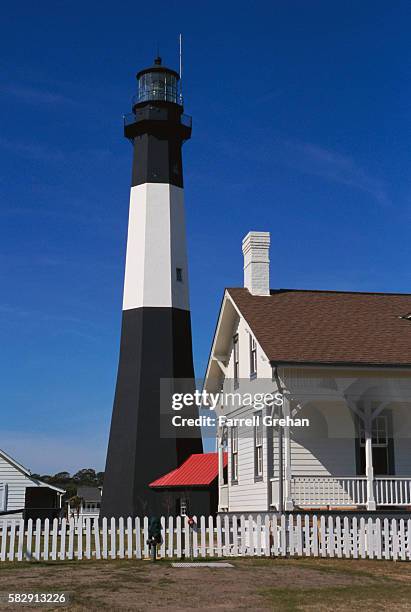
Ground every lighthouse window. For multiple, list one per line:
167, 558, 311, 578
138, 71, 178, 104
176, 267, 183, 282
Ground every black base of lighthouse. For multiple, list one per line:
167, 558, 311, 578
101, 307, 203, 518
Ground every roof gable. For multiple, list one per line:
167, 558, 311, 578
0, 448, 32, 477
0, 447, 65, 493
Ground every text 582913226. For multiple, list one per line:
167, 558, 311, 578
3, 593, 68, 606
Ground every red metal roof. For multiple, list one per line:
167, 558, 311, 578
149, 453, 227, 488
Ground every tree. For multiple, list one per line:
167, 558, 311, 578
72, 469, 97, 484
67, 495, 83, 519
63, 484, 77, 502
51, 471, 71, 483
36, 474, 52, 482
96, 472, 104, 486
29, 468, 104, 504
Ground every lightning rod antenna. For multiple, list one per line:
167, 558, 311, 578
179, 33, 183, 105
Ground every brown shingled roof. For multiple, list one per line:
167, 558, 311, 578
227, 288, 411, 367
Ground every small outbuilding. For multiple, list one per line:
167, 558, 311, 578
0, 448, 64, 521
149, 453, 227, 517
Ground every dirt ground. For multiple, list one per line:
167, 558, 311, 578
1, 557, 411, 611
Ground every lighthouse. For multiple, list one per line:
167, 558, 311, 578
101, 57, 203, 518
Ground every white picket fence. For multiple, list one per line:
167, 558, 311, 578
0, 514, 410, 563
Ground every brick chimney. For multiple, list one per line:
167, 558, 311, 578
242, 231, 270, 296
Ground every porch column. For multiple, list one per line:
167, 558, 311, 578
283, 395, 294, 511
217, 427, 227, 511
364, 404, 376, 511
218, 430, 224, 488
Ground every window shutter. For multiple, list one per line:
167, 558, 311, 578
0, 484, 7, 511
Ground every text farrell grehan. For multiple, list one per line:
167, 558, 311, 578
171, 415, 310, 428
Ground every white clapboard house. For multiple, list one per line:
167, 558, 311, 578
67, 486, 102, 521
0, 448, 64, 521
204, 231, 411, 514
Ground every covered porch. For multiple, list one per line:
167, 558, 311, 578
270, 374, 411, 512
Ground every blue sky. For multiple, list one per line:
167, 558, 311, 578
0, 1, 410, 474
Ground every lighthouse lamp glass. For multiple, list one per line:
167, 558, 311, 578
138, 72, 178, 104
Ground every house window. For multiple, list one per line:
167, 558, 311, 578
359, 415, 388, 447
179, 497, 188, 516
231, 426, 238, 482
249, 335, 257, 378
267, 416, 279, 479
372, 416, 389, 446
358, 413, 394, 476
233, 334, 239, 388
254, 413, 263, 479
221, 435, 228, 485
176, 267, 183, 282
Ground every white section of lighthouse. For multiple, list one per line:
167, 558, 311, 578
122, 183, 190, 310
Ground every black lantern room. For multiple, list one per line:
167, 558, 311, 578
124, 56, 191, 144
135, 56, 181, 106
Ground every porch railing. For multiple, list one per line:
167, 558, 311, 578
291, 476, 367, 507
374, 478, 411, 506
290, 476, 411, 508
79, 507, 100, 514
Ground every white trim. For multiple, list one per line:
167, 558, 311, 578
0, 449, 31, 477
34, 480, 65, 494
204, 290, 271, 392
212, 357, 228, 376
